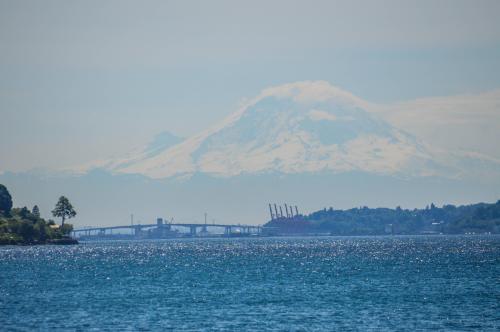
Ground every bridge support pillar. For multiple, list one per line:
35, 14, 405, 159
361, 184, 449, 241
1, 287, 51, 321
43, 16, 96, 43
134, 226, 142, 238
190, 226, 197, 236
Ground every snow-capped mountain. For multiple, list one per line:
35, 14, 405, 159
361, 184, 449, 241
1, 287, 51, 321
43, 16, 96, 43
109, 81, 443, 179
3, 81, 499, 226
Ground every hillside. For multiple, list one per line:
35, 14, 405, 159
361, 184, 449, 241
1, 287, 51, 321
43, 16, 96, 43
264, 200, 500, 235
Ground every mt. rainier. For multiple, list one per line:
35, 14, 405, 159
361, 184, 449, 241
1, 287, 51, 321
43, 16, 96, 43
3, 81, 499, 225
112, 81, 443, 179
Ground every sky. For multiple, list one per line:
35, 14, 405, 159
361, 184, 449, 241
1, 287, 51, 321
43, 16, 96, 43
1, 0, 500, 172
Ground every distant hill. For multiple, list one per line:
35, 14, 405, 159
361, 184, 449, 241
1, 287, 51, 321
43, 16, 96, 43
264, 200, 500, 235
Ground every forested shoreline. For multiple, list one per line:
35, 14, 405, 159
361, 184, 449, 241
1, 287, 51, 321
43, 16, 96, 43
0, 184, 76, 245
265, 200, 500, 235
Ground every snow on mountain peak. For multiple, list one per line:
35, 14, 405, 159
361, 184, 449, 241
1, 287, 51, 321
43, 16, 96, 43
113, 81, 438, 179
257, 81, 368, 107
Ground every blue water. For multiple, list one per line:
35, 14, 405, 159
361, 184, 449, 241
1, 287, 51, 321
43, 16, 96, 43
1, 236, 499, 331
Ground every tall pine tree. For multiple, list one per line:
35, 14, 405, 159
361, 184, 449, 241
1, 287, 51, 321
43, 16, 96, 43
52, 196, 76, 226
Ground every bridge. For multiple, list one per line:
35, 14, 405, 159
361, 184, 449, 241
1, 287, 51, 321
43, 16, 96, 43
72, 220, 262, 239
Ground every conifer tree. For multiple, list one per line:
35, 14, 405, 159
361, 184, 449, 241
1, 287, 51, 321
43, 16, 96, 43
0, 184, 12, 215
52, 196, 76, 226
32, 205, 40, 218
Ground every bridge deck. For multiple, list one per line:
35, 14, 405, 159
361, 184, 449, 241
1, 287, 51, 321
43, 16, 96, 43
73, 223, 261, 233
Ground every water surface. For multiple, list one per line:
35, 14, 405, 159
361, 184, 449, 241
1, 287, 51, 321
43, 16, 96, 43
1, 236, 499, 331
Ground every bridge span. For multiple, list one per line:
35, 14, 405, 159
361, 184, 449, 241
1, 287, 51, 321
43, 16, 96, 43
72, 220, 262, 239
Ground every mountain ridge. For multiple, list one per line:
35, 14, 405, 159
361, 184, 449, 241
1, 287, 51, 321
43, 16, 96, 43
106, 81, 453, 179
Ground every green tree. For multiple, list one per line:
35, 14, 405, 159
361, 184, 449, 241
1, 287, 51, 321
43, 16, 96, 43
19, 207, 30, 219
52, 196, 76, 226
20, 222, 36, 242
60, 223, 74, 235
32, 205, 40, 218
0, 184, 13, 215
35, 221, 47, 241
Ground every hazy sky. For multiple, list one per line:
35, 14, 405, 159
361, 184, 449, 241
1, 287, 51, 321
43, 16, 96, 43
1, 0, 500, 171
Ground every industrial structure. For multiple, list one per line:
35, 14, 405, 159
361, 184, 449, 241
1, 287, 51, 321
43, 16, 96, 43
268, 203, 300, 220
73, 204, 304, 240
262, 203, 309, 236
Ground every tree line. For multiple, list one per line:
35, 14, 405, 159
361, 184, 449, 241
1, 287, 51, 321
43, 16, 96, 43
0, 184, 77, 245
265, 200, 500, 235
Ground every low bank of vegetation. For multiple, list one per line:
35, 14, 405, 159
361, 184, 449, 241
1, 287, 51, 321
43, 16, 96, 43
265, 200, 500, 235
0, 184, 77, 245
